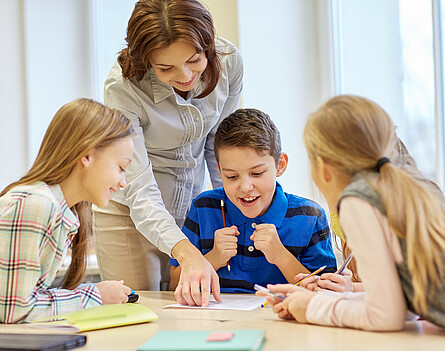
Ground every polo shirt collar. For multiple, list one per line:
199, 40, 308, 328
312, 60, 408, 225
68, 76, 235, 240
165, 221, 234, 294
225, 182, 287, 228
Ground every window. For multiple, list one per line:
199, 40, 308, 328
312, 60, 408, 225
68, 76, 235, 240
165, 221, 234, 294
331, 0, 444, 187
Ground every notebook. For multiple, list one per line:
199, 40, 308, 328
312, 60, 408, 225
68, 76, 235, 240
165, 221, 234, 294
138, 329, 265, 351
0, 333, 86, 351
31, 303, 158, 332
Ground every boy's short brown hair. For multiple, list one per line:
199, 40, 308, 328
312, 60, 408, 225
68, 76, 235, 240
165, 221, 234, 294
214, 108, 282, 165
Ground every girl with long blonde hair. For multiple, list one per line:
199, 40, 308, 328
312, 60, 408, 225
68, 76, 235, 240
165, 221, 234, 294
0, 98, 135, 323
296, 137, 443, 293
258, 95, 445, 331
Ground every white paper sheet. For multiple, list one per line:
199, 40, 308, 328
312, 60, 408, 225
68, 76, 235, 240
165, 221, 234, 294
165, 294, 266, 311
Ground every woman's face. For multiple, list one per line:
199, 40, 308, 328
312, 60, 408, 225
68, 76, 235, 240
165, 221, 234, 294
149, 40, 208, 94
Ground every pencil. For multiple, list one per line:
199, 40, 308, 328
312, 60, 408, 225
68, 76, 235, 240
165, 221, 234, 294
294, 265, 327, 286
261, 265, 327, 307
221, 200, 230, 272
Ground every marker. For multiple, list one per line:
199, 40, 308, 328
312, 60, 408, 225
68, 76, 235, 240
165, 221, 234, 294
254, 284, 286, 300
127, 289, 139, 303
336, 252, 354, 275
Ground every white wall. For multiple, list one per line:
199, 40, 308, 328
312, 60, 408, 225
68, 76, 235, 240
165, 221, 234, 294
204, 0, 239, 48
336, 0, 404, 124
24, 0, 95, 165
238, 0, 326, 201
90, 0, 136, 102
0, 0, 28, 189
0, 0, 96, 190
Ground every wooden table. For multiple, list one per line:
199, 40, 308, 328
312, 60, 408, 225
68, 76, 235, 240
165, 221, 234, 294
1, 291, 444, 350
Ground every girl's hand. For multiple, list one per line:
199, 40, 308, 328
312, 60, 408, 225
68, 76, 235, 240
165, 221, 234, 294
256, 284, 314, 322
315, 268, 352, 292
293, 273, 320, 291
96, 280, 131, 304
255, 284, 299, 320
282, 288, 315, 323
206, 226, 239, 269
250, 224, 285, 264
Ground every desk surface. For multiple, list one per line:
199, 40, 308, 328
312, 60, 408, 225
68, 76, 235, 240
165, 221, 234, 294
1, 291, 444, 350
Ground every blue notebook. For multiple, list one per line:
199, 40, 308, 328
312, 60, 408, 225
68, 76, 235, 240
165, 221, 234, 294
138, 329, 265, 351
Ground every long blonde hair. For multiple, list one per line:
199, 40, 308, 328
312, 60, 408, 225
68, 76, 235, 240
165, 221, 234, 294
304, 95, 445, 313
1, 99, 134, 290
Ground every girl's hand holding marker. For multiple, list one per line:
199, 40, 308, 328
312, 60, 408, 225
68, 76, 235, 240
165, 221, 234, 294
254, 284, 286, 300
258, 265, 327, 307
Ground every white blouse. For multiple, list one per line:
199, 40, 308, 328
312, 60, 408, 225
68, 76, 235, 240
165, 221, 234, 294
104, 36, 243, 255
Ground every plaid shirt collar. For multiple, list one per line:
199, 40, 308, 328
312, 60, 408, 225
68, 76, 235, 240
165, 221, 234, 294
48, 184, 80, 232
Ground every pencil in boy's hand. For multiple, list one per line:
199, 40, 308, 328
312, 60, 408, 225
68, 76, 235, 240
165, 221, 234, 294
221, 200, 231, 272
261, 265, 327, 307
336, 252, 354, 275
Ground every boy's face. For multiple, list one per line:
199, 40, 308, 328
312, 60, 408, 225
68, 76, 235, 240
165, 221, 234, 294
218, 146, 287, 218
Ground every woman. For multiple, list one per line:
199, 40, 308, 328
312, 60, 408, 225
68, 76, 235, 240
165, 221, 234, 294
0, 99, 134, 323
94, 0, 242, 305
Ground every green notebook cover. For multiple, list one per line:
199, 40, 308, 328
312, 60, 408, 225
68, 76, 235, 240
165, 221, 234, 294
138, 329, 265, 351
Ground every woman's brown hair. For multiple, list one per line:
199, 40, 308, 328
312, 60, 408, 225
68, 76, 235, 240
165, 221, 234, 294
304, 95, 445, 313
1, 99, 134, 290
118, 0, 221, 98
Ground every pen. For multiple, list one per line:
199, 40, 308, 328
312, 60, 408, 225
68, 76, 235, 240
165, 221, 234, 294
336, 252, 354, 275
221, 200, 231, 272
261, 265, 327, 307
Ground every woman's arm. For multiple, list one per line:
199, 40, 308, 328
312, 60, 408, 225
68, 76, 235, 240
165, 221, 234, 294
104, 76, 186, 254
171, 239, 221, 307
169, 265, 181, 290
105, 64, 221, 306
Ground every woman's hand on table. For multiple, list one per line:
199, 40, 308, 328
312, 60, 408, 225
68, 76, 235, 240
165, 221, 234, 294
172, 239, 221, 307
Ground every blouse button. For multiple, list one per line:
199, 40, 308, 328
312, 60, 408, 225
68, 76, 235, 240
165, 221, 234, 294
251, 223, 257, 229
248, 245, 254, 252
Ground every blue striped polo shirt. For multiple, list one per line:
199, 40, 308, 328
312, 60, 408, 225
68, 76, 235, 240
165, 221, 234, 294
170, 182, 337, 293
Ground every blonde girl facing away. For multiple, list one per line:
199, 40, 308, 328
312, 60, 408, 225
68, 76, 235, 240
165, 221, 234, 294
296, 137, 444, 294
0, 99, 135, 323
258, 95, 445, 331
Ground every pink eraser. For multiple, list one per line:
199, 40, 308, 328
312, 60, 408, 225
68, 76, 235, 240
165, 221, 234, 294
206, 331, 234, 342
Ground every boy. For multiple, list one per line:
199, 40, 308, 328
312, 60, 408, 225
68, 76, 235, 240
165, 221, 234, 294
170, 108, 337, 293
